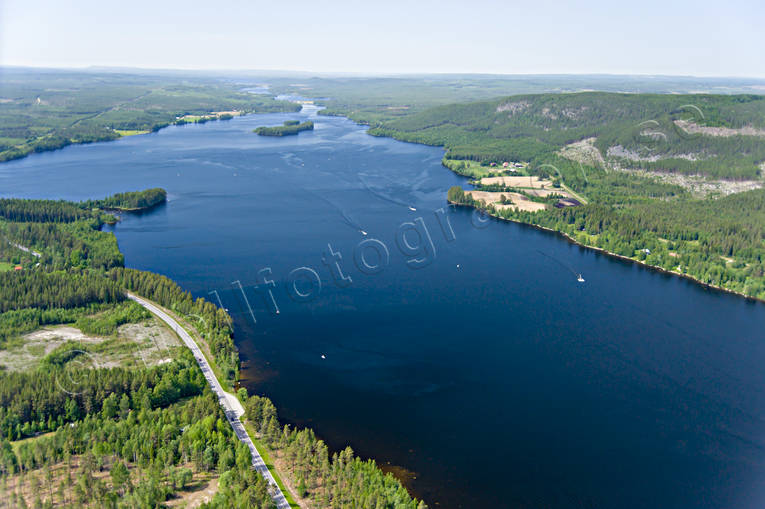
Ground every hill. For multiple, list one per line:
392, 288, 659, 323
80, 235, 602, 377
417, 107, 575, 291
362, 92, 765, 299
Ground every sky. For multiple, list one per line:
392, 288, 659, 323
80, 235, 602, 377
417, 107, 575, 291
1, 0, 763, 77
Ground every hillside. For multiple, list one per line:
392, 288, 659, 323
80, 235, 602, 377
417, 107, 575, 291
0, 69, 301, 163
368, 92, 765, 180
362, 92, 765, 299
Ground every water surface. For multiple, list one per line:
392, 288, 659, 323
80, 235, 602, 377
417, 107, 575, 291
2, 109, 765, 508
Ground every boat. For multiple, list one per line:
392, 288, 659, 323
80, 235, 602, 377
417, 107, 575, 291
360, 230, 368, 236
577, 274, 585, 282
408, 206, 417, 211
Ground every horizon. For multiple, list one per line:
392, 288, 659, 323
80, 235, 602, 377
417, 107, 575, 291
3, 64, 765, 82
2, 0, 764, 78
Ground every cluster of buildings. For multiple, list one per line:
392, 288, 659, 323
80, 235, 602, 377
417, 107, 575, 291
489, 161, 526, 172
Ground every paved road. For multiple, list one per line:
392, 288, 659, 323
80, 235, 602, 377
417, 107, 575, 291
128, 293, 291, 509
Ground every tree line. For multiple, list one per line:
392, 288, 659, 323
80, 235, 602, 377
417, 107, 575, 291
108, 268, 240, 383
245, 394, 428, 509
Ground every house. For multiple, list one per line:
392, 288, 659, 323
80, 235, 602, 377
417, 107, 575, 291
503, 162, 509, 168
14, 265, 22, 271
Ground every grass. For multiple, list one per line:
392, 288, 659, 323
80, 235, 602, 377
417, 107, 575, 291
10, 431, 57, 455
0, 261, 15, 272
444, 158, 528, 179
172, 311, 234, 391
115, 129, 150, 136
560, 182, 589, 204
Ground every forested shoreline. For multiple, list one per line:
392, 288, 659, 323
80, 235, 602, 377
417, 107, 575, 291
344, 92, 765, 300
0, 193, 428, 508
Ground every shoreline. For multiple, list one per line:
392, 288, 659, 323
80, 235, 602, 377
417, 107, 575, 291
448, 199, 765, 305
331, 111, 765, 305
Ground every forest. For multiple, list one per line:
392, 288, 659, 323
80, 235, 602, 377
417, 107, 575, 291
0, 69, 301, 163
350, 92, 765, 300
0, 189, 173, 272
244, 394, 427, 509
0, 189, 166, 223
0, 194, 427, 508
365, 93, 765, 179
80, 188, 167, 211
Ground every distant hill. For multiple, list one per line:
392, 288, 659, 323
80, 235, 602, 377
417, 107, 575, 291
369, 92, 765, 180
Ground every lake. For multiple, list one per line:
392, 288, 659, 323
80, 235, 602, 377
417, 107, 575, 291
2, 107, 765, 508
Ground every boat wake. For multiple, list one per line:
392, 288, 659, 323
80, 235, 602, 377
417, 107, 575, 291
359, 173, 417, 212
537, 250, 584, 282
309, 190, 366, 234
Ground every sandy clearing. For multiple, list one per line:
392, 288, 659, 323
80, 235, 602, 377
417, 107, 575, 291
675, 119, 765, 138
609, 165, 764, 197
167, 476, 220, 508
558, 137, 606, 167
5, 455, 217, 509
0, 319, 180, 371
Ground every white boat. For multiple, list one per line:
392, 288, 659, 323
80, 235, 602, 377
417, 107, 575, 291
408, 206, 417, 211
360, 230, 368, 236
577, 274, 585, 282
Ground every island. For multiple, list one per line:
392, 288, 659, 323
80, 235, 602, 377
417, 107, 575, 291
254, 120, 314, 136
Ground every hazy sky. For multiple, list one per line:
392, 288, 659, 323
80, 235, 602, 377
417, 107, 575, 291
1, 0, 763, 77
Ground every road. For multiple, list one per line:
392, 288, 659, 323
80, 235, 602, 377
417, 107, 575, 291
6, 240, 41, 258
127, 293, 291, 509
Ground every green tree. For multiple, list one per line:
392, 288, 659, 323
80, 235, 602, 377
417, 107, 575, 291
110, 461, 130, 495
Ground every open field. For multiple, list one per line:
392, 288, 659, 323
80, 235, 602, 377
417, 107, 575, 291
0, 319, 179, 371
113, 129, 149, 136
465, 190, 548, 212
480, 175, 552, 188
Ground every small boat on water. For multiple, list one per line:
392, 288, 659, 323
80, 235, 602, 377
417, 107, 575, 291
360, 230, 368, 236
409, 206, 417, 211
577, 274, 585, 282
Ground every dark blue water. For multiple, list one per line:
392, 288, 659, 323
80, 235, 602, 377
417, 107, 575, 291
3, 108, 765, 509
